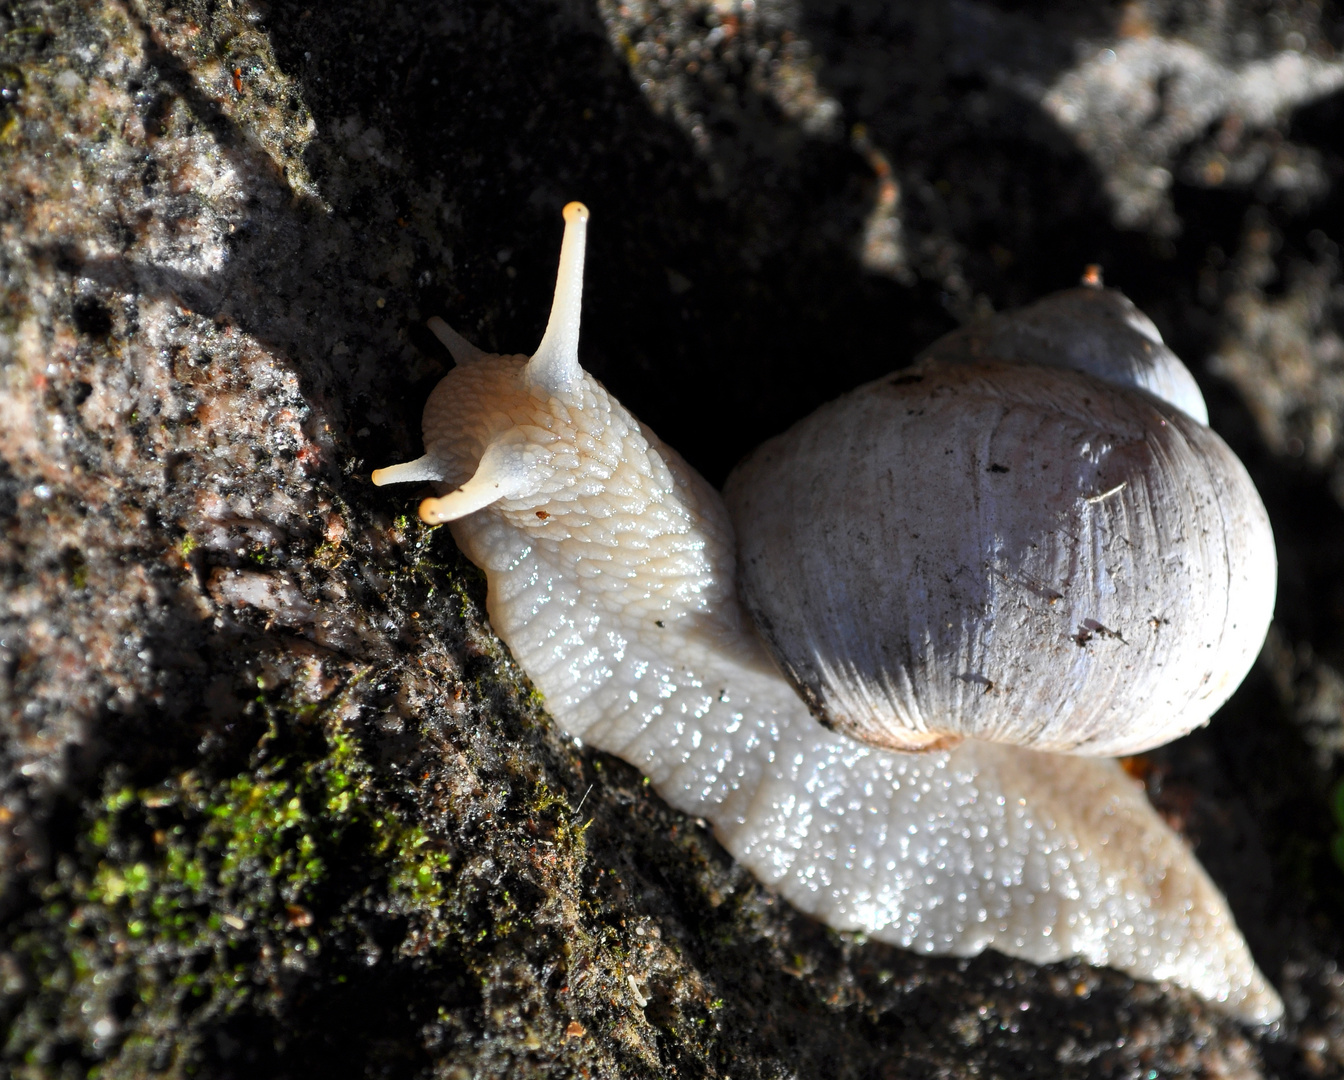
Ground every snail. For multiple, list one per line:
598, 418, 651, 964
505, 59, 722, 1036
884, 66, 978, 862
373, 203, 1282, 1022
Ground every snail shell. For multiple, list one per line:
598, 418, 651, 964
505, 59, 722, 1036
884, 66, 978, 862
372, 204, 1283, 1022
725, 302, 1276, 755
919, 284, 1210, 424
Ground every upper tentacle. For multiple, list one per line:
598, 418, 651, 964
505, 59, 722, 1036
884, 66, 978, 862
524, 202, 589, 401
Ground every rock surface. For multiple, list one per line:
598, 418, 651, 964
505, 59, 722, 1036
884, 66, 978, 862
1, 0, 1343, 1076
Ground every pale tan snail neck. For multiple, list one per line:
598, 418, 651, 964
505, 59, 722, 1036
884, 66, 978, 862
373, 203, 1283, 1023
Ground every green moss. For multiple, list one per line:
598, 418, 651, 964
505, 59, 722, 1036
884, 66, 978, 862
1, 708, 455, 1077
64, 549, 88, 590
1329, 779, 1344, 873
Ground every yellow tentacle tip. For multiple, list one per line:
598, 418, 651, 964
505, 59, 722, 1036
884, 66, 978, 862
563, 201, 589, 224
418, 498, 446, 525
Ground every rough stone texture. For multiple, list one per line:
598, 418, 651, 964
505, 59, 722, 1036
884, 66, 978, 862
0, 0, 1343, 1077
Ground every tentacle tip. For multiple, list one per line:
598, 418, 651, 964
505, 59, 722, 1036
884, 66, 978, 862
418, 497, 451, 525
370, 467, 393, 487
563, 201, 590, 224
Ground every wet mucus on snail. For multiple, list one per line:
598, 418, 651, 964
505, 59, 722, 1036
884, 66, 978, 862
373, 203, 1281, 1022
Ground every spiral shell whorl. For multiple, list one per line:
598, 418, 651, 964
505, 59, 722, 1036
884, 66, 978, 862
726, 359, 1276, 756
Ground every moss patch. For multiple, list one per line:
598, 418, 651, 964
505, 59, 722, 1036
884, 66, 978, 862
1, 704, 454, 1078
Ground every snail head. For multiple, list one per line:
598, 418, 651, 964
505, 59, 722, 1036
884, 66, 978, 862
372, 202, 614, 527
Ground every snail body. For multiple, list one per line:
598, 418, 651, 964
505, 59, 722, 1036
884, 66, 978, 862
373, 204, 1282, 1022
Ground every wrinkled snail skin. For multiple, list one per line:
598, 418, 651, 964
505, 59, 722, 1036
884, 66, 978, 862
373, 203, 1284, 1023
